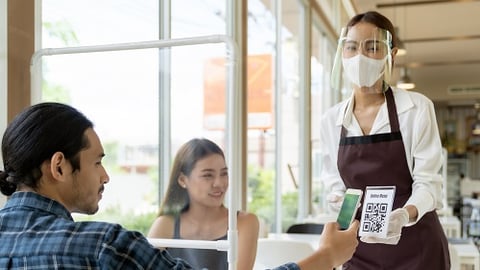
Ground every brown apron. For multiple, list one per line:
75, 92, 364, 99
337, 88, 450, 269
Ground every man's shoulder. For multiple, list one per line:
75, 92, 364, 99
71, 220, 142, 243
72, 219, 124, 234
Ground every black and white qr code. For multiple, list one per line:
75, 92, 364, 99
361, 203, 388, 233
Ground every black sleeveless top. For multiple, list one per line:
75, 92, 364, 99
166, 215, 228, 270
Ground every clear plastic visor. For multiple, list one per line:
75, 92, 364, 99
341, 38, 390, 59
340, 27, 392, 59
331, 27, 393, 90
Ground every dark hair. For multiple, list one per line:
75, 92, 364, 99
347, 11, 397, 49
158, 138, 225, 216
0, 102, 93, 196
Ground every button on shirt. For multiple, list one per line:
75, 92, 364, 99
0, 192, 301, 270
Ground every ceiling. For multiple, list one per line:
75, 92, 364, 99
350, 0, 480, 105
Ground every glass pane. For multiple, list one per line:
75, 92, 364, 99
247, 0, 277, 235
42, 0, 229, 235
43, 0, 159, 46
42, 1, 160, 234
311, 17, 337, 219
247, 0, 303, 233
311, 19, 326, 217
168, 0, 230, 204
279, 1, 302, 231
171, 0, 226, 38
170, 44, 228, 158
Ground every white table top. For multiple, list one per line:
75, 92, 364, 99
266, 233, 320, 249
302, 213, 337, 224
453, 242, 480, 257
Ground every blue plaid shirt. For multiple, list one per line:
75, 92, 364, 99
0, 192, 300, 270
0, 192, 192, 269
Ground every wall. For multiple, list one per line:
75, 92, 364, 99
7, 0, 33, 120
0, 0, 7, 206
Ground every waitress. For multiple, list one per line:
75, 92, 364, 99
319, 11, 450, 269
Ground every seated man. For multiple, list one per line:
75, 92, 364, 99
0, 102, 359, 270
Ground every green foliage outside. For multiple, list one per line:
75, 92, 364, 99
42, 20, 79, 103
102, 141, 124, 175
73, 157, 159, 235
74, 205, 157, 235
42, 80, 71, 103
71, 142, 160, 235
247, 165, 299, 232
43, 20, 79, 46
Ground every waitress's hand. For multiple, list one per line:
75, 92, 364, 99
360, 208, 409, 245
326, 191, 345, 213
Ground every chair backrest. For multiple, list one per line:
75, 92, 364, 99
286, 223, 324, 234
448, 243, 461, 270
253, 238, 315, 270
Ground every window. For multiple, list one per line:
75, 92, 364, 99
42, 0, 161, 232
40, 0, 346, 234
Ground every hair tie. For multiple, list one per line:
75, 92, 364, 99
0, 170, 16, 183
0, 170, 18, 196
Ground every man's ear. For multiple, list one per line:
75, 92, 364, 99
49, 152, 67, 181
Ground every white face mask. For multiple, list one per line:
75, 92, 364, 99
342, 54, 386, 87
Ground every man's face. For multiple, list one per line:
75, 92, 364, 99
68, 128, 110, 214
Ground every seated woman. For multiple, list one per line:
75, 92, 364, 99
148, 138, 259, 270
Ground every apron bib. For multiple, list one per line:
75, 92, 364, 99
337, 88, 450, 270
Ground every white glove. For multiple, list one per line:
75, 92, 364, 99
326, 190, 345, 213
360, 208, 409, 245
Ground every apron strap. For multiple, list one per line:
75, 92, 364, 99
385, 87, 400, 133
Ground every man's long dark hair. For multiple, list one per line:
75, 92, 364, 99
0, 102, 93, 196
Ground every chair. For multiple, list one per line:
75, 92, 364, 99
253, 238, 315, 270
449, 238, 480, 270
448, 242, 461, 270
286, 223, 324, 234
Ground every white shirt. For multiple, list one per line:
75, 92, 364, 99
319, 87, 444, 223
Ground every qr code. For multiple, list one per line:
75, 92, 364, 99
361, 203, 388, 233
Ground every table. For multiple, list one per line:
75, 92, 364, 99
302, 213, 336, 224
450, 238, 480, 270
266, 233, 343, 269
267, 233, 320, 249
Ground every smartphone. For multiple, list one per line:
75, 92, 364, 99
336, 188, 363, 230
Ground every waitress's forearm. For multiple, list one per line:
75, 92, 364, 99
404, 205, 418, 223
404, 188, 436, 223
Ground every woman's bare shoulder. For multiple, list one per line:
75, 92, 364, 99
237, 211, 259, 228
147, 215, 175, 238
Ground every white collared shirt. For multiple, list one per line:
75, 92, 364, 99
319, 87, 444, 223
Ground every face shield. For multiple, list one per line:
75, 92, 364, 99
331, 26, 393, 92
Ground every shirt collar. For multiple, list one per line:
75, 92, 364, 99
4, 191, 74, 221
391, 87, 414, 114
334, 87, 414, 127
335, 91, 355, 127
